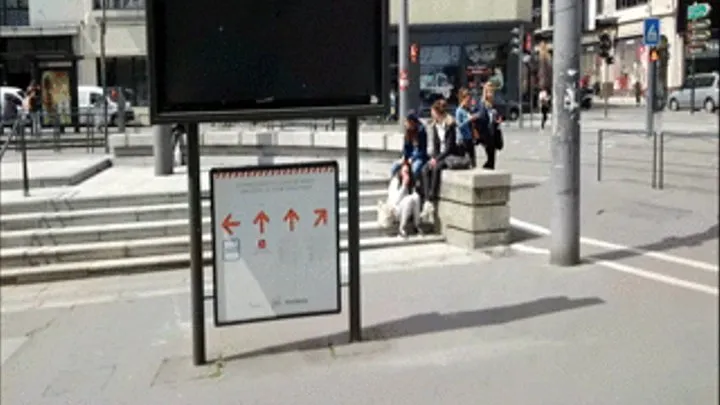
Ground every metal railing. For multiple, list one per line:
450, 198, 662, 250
596, 128, 659, 188
657, 131, 718, 190
596, 128, 718, 190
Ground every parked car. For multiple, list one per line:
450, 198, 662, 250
1, 86, 26, 126
78, 85, 136, 126
492, 93, 521, 121
667, 72, 719, 113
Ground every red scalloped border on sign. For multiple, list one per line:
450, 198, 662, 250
213, 166, 335, 179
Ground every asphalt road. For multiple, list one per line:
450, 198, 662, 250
1, 247, 717, 405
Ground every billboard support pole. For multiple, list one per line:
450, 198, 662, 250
187, 122, 207, 366
347, 116, 362, 342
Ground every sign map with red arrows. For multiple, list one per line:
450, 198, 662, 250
209, 162, 340, 326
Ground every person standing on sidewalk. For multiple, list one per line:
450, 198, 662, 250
538, 87, 550, 130
25, 80, 42, 136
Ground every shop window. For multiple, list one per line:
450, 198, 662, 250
96, 57, 149, 106
532, 0, 541, 27
615, 0, 647, 10
1, 0, 29, 26
419, 45, 461, 107
93, 0, 145, 10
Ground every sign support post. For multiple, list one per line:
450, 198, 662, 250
187, 122, 207, 366
347, 116, 362, 342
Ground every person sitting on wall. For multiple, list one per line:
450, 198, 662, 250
389, 111, 428, 179
420, 98, 472, 221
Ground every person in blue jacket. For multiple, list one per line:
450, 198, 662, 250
455, 88, 481, 167
390, 111, 428, 179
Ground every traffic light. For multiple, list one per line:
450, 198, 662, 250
510, 27, 523, 55
598, 33, 614, 64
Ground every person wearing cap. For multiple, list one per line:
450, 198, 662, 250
389, 111, 428, 179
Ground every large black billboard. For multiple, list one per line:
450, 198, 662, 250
146, 0, 388, 123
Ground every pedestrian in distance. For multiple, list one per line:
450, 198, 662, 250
539, 87, 551, 130
389, 111, 428, 179
420, 99, 472, 221
475, 83, 502, 170
455, 87, 481, 167
25, 80, 42, 136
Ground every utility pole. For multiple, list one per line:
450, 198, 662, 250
397, 0, 409, 129
550, 0, 581, 266
100, 0, 109, 153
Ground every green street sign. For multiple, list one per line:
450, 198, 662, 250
687, 2, 712, 21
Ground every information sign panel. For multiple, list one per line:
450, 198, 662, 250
209, 161, 340, 326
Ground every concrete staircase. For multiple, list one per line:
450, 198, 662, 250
0, 178, 444, 284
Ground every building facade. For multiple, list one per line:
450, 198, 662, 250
2, 0, 537, 116
538, 0, 719, 95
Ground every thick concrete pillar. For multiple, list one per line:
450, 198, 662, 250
153, 125, 173, 176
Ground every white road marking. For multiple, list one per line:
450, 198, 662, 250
511, 243, 718, 296
510, 218, 719, 272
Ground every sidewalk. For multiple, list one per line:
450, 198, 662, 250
1, 250, 716, 405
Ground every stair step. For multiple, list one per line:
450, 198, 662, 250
0, 184, 388, 216
1, 202, 379, 231
1, 214, 383, 248
0, 235, 445, 285
1, 220, 422, 267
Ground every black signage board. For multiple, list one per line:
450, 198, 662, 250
146, 0, 388, 124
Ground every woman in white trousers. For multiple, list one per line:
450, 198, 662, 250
379, 162, 422, 237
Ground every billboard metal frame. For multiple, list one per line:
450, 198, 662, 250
145, 0, 389, 124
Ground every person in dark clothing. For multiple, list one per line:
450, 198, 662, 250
390, 111, 428, 179
471, 83, 502, 170
538, 87, 550, 130
26, 80, 42, 135
3, 94, 22, 138
420, 99, 472, 220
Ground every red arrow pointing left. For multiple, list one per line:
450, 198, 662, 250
222, 213, 240, 235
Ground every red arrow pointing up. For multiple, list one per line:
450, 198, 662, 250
253, 210, 270, 234
222, 213, 240, 235
283, 209, 300, 232
314, 208, 328, 227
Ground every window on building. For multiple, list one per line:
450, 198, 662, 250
615, 0, 647, 10
549, 0, 555, 26
93, 0, 145, 10
96, 57, 149, 106
1, 0, 29, 26
532, 0, 541, 27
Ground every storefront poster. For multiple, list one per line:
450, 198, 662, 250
41, 70, 72, 126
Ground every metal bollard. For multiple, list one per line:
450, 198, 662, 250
596, 129, 603, 182
19, 123, 30, 196
658, 131, 665, 190
651, 130, 657, 188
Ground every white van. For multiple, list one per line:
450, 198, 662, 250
78, 85, 135, 126
1, 86, 26, 124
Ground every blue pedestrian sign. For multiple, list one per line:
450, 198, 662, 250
643, 18, 661, 47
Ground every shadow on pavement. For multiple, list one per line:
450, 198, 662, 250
224, 296, 604, 362
511, 182, 543, 191
586, 223, 719, 263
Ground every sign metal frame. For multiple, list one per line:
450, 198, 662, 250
209, 161, 342, 328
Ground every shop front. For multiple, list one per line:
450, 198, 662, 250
389, 21, 531, 115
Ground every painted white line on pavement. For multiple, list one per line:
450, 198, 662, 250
511, 244, 718, 296
510, 217, 719, 272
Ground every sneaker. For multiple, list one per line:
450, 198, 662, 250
420, 201, 433, 222
398, 227, 408, 238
